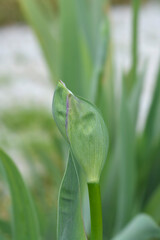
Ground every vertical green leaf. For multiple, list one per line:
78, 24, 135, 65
0, 149, 40, 240
144, 65, 160, 148
60, 0, 84, 96
57, 152, 87, 240
128, 68, 145, 127
101, 151, 118, 238
138, 66, 160, 200
90, 17, 110, 104
75, 0, 93, 59
18, 0, 58, 82
131, 0, 141, 86
60, 0, 108, 98
114, 93, 136, 232
90, 0, 106, 58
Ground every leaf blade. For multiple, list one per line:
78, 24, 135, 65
57, 152, 87, 240
0, 149, 40, 240
18, 0, 58, 81
112, 214, 160, 240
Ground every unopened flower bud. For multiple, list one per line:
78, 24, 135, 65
52, 81, 109, 182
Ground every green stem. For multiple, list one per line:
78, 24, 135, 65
88, 182, 103, 240
131, 0, 140, 83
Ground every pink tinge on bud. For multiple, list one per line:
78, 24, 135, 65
59, 80, 66, 87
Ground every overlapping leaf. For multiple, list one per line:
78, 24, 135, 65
57, 152, 87, 240
112, 214, 160, 240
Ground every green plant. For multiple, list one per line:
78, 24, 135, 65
0, 0, 160, 239
53, 81, 109, 239
0, 149, 40, 240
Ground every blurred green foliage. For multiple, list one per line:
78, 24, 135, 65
0, 0, 147, 25
0, 0, 160, 239
0, 0, 58, 25
0, 107, 65, 239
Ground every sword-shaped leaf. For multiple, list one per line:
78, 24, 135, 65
57, 152, 87, 240
0, 149, 40, 240
18, 0, 58, 81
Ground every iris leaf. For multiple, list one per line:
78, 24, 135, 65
57, 152, 87, 240
112, 214, 160, 240
0, 149, 40, 240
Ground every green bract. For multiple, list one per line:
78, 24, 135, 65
52, 81, 109, 182
52, 80, 70, 141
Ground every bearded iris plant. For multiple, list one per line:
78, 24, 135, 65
53, 80, 109, 240
1, 0, 160, 239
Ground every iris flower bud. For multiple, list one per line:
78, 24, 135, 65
52, 81, 109, 183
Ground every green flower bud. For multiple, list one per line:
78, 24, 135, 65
52, 81, 109, 183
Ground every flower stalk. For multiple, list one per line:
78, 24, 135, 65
88, 182, 103, 240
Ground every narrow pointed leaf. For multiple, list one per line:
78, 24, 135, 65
60, 0, 84, 96
18, 0, 58, 81
128, 68, 146, 127
0, 149, 40, 240
57, 152, 87, 240
114, 93, 136, 232
90, 17, 110, 104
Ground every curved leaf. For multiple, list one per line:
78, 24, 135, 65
145, 186, 160, 223
0, 149, 40, 240
18, 0, 58, 81
57, 152, 87, 240
112, 214, 160, 240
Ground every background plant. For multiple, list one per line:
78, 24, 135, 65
0, 0, 160, 239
